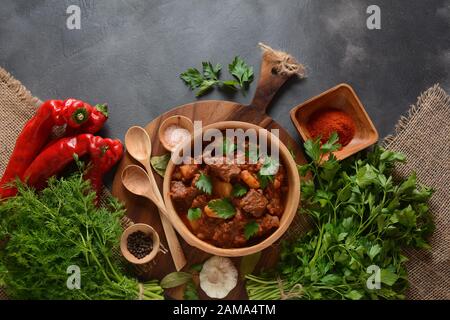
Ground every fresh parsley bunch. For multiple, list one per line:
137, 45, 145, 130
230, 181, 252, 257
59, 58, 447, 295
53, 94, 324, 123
180, 56, 254, 97
0, 172, 163, 300
246, 133, 434, 300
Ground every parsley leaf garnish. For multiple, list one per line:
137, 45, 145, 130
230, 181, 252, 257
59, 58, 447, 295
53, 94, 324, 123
195, 79, 217, 97
222, 138, 237, 156
320, 132, 341, 153
195, 173, 212, 195
180, 68, 204, 90
244, 221, 259, 240
187, 208, 202, 221
180, 57, 254, 97
228, 56, 254, 90
207, 198, 236, 219
256, 156, 278, 189
180, 62, 221, 97
232, 184, 248, 197
304, 132, 341, 163
202, 62, 221, 80
260, 156, 279, 176
257, 172, 274, 189
303, 136, 322, 162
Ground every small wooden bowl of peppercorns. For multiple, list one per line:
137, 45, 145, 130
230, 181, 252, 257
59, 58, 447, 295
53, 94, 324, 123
120, 223, 160, 265
290, 83, 379, 160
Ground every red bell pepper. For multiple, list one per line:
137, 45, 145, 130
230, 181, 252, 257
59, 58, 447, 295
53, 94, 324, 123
84, 136, 123, 204
59, 98, 92, 128
23, 134, 123, 203
64, 104, 108, 135
23, 134, 93, 190
0, 99, 91, 198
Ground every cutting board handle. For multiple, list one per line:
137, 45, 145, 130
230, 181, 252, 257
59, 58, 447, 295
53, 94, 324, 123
250, 43, 305, 114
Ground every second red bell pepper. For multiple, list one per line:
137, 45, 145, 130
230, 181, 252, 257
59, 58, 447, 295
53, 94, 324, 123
23, 134, 93, 190
84, 136, 123, 204
23, 134, 123, 203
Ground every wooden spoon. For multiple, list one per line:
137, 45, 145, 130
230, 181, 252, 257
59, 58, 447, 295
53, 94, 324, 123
121, 164, 186, 271
124, 126, 187, 271
121, 164, 167, 213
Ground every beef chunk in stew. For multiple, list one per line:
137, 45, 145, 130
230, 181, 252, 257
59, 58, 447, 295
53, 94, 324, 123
208, 157, 241, 182
171, 167, 183, 181
239, 189, 268, 217
256, 215, 280, 236
170, 181, 198, 210
192, 194, 210, 209
211, 213, 247, 248
271, 165, 285, 189
195, 216, 221, 241
265, 186, 284, 216
267, 197, 283, 216
239, 162, 262, 173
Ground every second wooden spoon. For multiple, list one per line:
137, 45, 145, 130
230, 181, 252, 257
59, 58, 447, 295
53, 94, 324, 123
124, 126, 186, 271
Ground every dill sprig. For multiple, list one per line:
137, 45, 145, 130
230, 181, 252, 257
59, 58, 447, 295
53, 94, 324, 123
0, 172, 163, 300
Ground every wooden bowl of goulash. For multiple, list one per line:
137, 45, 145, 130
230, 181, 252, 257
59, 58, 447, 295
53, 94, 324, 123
163, 121, 300, 257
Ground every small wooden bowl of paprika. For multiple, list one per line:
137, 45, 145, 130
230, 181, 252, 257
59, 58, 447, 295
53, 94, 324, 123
290, 83, 378, 160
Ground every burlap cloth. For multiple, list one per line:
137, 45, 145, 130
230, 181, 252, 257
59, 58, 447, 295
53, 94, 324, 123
0, 67, 448, 299
381, 84, 450, 299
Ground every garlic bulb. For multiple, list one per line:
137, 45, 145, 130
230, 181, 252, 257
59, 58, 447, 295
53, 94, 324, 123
199, 256, 238, 299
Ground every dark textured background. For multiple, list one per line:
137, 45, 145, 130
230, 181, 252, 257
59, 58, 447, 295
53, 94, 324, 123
1, 0, 449, 167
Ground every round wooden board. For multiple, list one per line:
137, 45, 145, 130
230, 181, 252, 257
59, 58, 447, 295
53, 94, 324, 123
112, 100, 307, 300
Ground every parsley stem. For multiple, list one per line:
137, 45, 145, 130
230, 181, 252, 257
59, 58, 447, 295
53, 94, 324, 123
309, 224, 324, 267
357, 191, 386, 235
314, 286, 345, 298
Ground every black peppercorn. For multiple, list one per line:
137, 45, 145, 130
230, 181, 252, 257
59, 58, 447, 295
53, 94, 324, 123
127, 231, 153, 259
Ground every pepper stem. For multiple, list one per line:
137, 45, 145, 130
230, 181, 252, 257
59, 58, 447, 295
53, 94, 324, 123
100, 145, 109, 156
94, 104, 109, 118
72, 108, 89, 125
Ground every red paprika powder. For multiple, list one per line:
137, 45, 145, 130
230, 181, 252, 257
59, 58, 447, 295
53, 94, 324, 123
307, 108, 356, 147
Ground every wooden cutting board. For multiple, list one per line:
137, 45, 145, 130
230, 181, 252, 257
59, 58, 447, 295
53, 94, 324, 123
112, 47, 307, 299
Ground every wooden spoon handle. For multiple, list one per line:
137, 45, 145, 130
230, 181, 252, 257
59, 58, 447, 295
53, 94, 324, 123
157, 209, 187, 271
144, 162, 187, 271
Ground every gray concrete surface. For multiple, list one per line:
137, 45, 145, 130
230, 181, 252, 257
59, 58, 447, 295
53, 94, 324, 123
1, 0, 449, 184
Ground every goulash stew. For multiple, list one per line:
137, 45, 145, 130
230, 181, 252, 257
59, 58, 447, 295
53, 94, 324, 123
169, 139, 287, 248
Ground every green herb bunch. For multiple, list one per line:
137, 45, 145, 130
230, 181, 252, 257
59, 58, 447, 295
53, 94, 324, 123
180, 56, 254, 97
0, 173, 163, 300
246, 133, 434, 300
